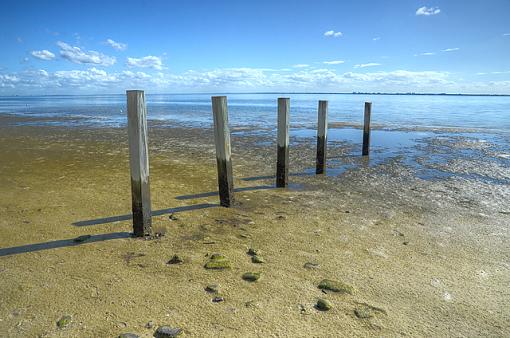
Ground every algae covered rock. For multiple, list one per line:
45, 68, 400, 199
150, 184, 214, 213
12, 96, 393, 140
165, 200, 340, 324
316, 298, 333, 311
318, 279, 354, 294
204, 254, 231, 270
56, 315, 72, 328
154, 326, 182, 337
242, 272, 261, 282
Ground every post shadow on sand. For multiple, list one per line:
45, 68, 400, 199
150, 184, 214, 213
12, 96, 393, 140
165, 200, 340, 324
0, 232, 131, 257
175, 185, 277, 200
72, 203, 218, 227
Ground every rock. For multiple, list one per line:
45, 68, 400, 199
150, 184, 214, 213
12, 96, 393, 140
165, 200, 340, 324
303, 262, 320, 270
318, 279, 354, 294
205, 284, 219, 293
167, 255, 184, 265
204, 254, 231, 270
73, 235, 91, 243
251, 255, 265, 264
56, 315, 71, 329
354, 307, 373, 319
169, 213, 178, 221
245, 300, 259, 308
242, 272, 261, 282
316, 298, 333, 311
154, 326, 182, 338
212, 296, 224, 303
247, 248, 260, 256
118, 334, 140, 338
145, 321, 155, 329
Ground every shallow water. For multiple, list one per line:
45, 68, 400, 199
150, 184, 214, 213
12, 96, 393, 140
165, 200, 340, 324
1, 93, 509, 132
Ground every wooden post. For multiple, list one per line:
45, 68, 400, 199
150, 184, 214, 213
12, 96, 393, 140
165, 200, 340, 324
362, 102, 372, 156
126, 90, 152, 237
316, 100, 328, 174
276, 98, 290, 187
211, 96, 235, 207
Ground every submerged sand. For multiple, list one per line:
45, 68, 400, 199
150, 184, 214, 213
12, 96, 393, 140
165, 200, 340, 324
0, 116, 509, 337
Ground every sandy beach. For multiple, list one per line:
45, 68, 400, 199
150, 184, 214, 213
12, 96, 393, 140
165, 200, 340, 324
0, 114, 509, 337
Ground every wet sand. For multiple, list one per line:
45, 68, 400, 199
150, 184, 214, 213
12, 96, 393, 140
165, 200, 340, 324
0, 115, 509, 337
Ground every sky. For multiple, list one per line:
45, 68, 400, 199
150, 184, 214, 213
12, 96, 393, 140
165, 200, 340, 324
1, 0, 510, 95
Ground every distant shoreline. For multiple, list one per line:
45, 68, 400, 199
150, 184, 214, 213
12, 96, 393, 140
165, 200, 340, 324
1, 92, 510, 98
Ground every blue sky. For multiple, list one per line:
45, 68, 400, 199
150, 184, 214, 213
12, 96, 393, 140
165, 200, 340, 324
1, 0, 509, 94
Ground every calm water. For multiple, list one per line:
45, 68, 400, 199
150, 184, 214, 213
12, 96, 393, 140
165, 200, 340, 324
0, 93, 509, 132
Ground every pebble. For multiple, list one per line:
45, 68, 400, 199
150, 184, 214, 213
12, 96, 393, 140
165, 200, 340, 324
154, 326, 182, 338
242, 272, 261, 282
205, 284, 219, 293
118, 334, 140, 338
145, 321, 155, 329
316, 298, 332, 311
303, 262, 320, 270
251, 255, 265, 264
354, 307, 373, 319
318, 279, 355, 294
247, 248, 260, 256
167, 255, 184, 265
212, 296, 224, 303
56, 315, 71, 329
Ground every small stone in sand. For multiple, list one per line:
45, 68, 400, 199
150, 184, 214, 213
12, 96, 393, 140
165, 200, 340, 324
118, 334, 140, 338
167, 255, 184, 265
145, 321, 155, 329
56, 315, 71, 329
316, 298, 333, 311
205, 284, 219, 293
204, 254, 231, 270
154, 326, 182, 338
247, 248, 260, 256
251, 255, 265, 264
73, 235, 91, 243
242, 272, 261, 282
303, 262, 320, 270
354, 307, 373, 319
212, 296, 224, 303
318, 279, 355, 294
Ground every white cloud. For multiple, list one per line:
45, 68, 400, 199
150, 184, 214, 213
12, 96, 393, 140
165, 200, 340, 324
3, 67, 510, 95
414, 52, 436, 56
372, 37, 381, 41
323, 60, 345, 65
293, 64, 309, 68
503, 33, 510, 36
324, 30, 343, 37
416, 6, 441, 16
104, 38, 127, 51
127, 56, 163, 70
442, 48, 460, 52
354, 63, 381, 68
31, 50, 55, 61
57, 41, 116, 66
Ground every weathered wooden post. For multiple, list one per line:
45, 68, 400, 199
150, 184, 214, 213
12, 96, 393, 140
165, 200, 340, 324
362, 102, 372, 156
211, 96, 235, 207
126, 90, 152, 237
316, 100, 328, 174
276, 98, 290, 187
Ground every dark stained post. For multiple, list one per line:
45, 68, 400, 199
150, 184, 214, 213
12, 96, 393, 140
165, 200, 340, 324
362, 102, 372, 156
276, 98, 290, 187
316, 100, 328, 174
126, 90, 152, 237
212, 96, 235, 207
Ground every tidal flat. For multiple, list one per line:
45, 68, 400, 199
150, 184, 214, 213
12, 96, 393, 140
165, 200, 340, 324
0, 115, 509, 337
